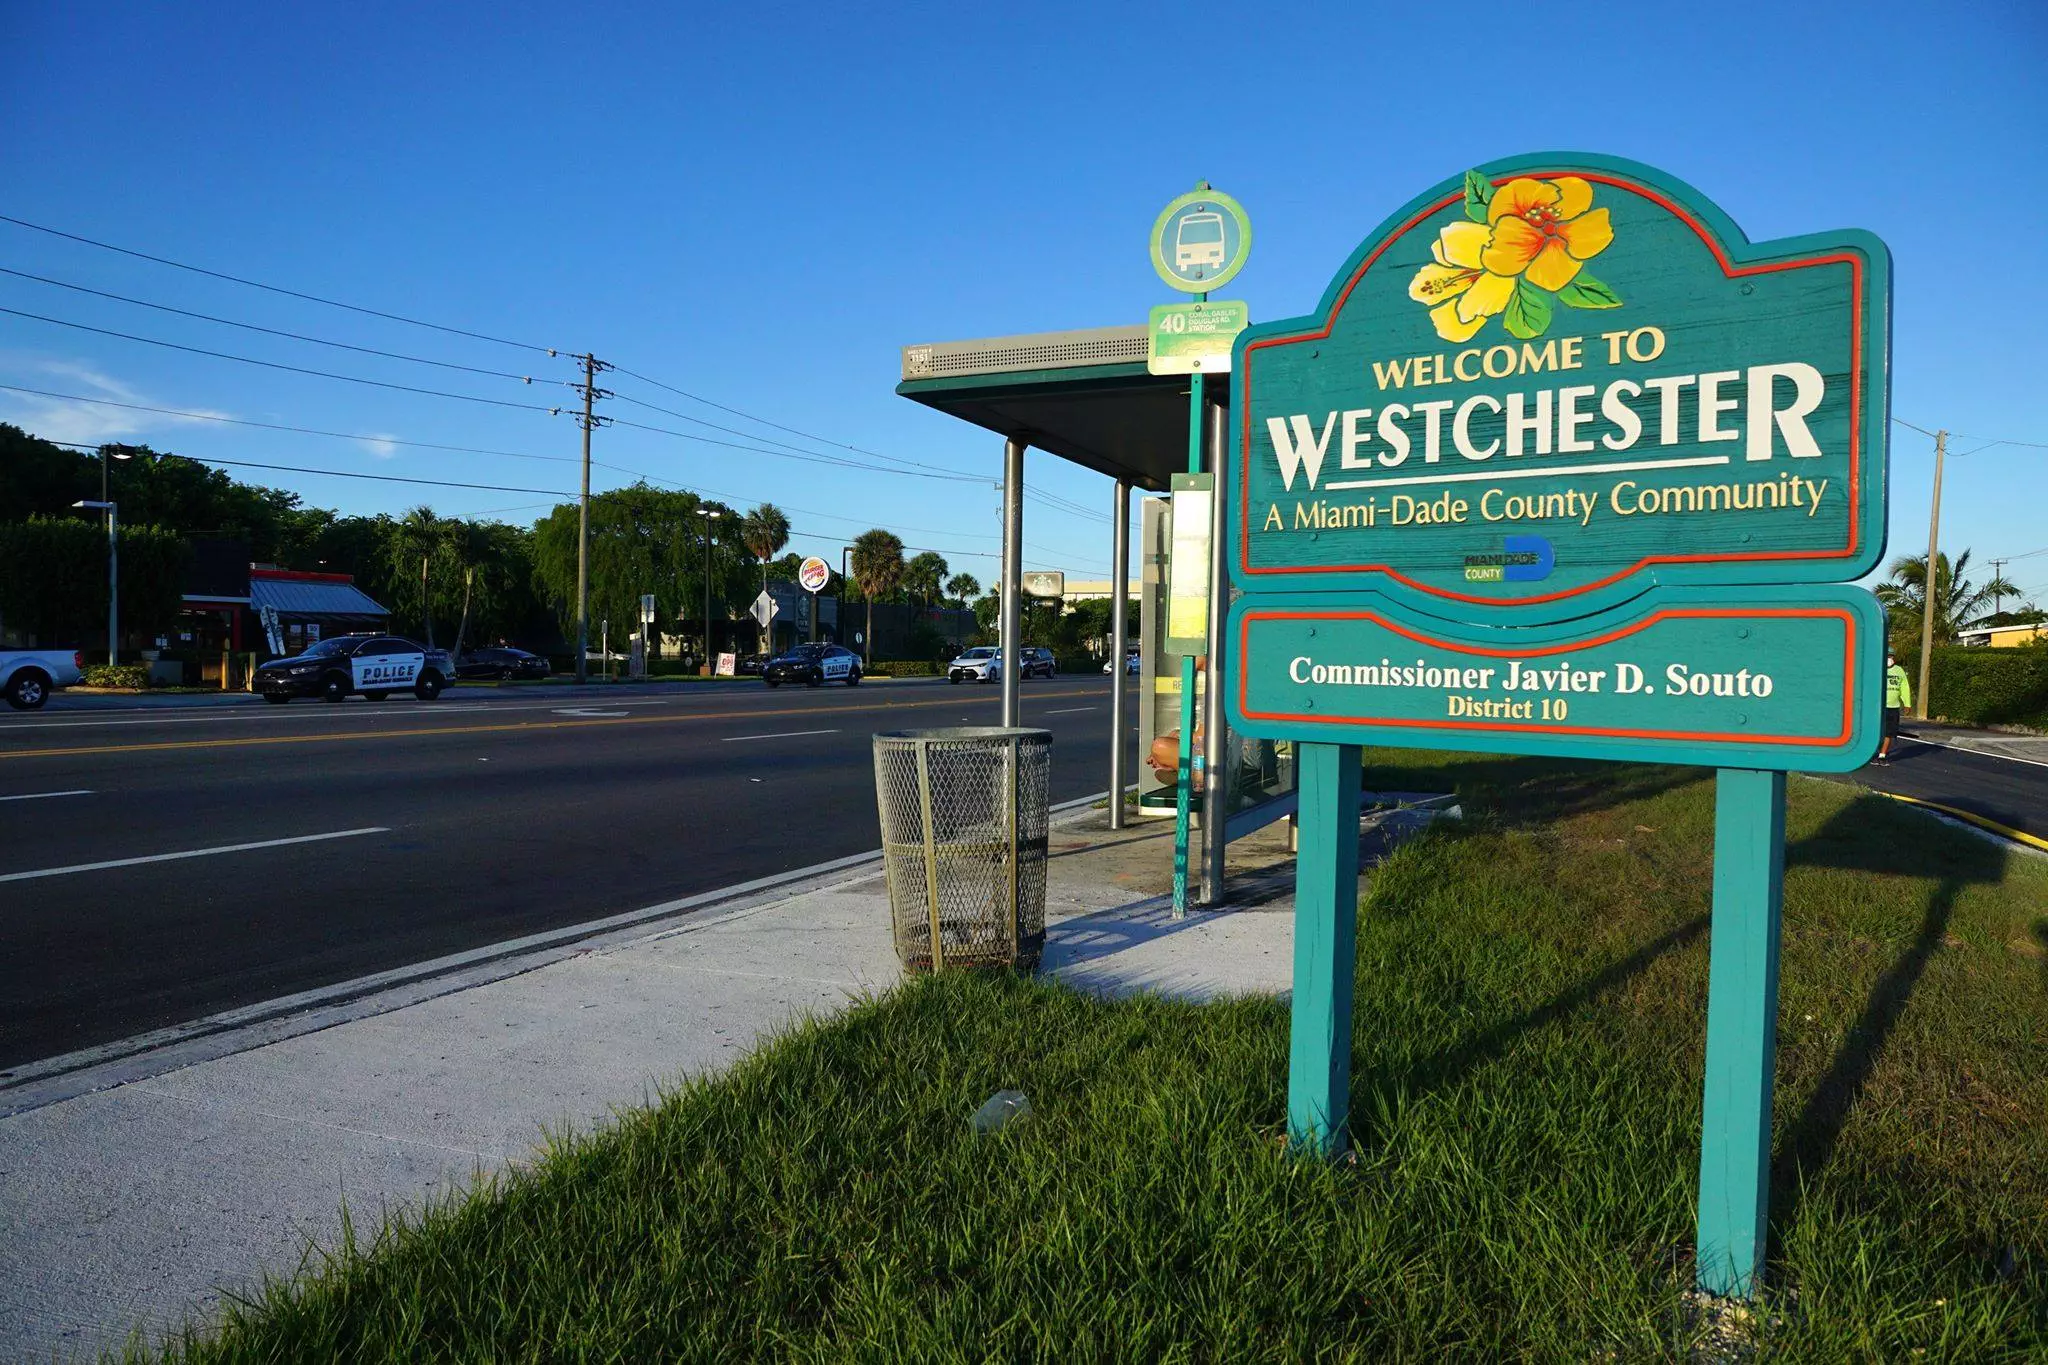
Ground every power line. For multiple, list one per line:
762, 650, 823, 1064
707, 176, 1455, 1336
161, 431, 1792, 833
1895, 415, 2045, 453
609, 392, 901, 469
609, 363, 975, 480
0, 382, 1106, 550
0, 306, 563, 413
0, 212, 563, 356
44, 441, 572, 496
608, 414, 982, 481
0, 266, 577, 388
0, 382, 581, 465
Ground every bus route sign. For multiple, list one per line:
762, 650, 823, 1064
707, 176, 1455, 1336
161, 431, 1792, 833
1231, 153, 1890, 623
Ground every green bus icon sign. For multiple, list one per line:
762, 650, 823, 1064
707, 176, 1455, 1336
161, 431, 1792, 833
1151, 186, 1252, 293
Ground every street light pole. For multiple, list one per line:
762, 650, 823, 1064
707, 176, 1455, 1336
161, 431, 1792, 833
698, 508, 722, 675
841, 545, 853, 648
72, 499, 117, 665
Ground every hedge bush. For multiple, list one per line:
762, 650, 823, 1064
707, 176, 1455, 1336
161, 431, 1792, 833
864, 660, 941, 677
1901, 643, 2048, 728
80, 662, 152, 690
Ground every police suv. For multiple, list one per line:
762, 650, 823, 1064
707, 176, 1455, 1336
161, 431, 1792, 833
254, 634, 454, 704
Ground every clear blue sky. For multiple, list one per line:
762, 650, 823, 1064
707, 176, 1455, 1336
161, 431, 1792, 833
3, 2, 2044, 601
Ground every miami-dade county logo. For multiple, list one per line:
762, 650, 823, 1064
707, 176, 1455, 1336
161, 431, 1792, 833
1409, 171, 1620, 343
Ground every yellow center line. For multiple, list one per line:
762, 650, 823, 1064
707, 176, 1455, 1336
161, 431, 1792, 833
0, 688, 1100, 762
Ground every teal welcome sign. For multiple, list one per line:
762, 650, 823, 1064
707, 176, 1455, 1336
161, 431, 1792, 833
1230, 153, 1891, 1304
1232, 154, 1888, 621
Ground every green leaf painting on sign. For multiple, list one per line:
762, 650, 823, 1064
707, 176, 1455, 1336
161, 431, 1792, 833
1559, 273, 1624, 309
1503, 279, 1553, 339
1462, 170, 1494, 223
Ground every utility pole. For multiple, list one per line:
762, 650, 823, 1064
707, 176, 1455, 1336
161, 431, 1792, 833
571, 354, 611, 682
1915, 429, 1946, 721
1990, 559, 2008, 617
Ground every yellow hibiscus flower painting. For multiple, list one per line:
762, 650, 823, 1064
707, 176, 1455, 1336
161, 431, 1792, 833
1408, 171, 1622, 343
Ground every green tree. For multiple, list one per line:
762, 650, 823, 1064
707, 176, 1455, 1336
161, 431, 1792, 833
849, 529, 905, 663
0, 516, 189, 650
1875, 549, 2020, 649
944, 572, 980, 608
903, 551, 948, 609
385, 506, 452, 647
529, 485, 749, 662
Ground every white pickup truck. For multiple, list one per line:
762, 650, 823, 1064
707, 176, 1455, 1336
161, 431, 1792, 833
1, 649, 85, 710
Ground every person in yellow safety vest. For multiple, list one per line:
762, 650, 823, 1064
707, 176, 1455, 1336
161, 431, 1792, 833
1877, 651, 1912, 764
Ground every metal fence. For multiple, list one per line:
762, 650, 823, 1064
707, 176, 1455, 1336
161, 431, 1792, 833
872, 727, 1050, 972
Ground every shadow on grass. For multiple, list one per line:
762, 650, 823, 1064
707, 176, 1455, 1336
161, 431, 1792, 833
1370, 752, 1708, 827
1771, 794, 2007, 1231
1350, 912, 1710, 1148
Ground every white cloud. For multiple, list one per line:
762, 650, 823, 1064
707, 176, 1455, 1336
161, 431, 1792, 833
0, 354, 234, 446
358, 433, 400, 460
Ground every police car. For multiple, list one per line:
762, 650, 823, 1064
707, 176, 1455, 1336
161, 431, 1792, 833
760, 643, 862, 687
253, 634, 454, 704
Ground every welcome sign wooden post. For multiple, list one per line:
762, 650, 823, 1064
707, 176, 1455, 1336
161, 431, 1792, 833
1224, 154, 1890, 1299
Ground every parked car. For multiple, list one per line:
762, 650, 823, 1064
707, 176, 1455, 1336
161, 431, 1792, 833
0, 648, 85, 710
454, 646, 549, 681
761, 643, 861, 687
736, 653, 768, 676
947, 646, 1056, 683
253, 634, 454, 703
1103, 651, 1141, 675
947, 646, 998, 683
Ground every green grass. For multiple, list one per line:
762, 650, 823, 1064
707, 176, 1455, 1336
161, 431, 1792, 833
142, 757, 2048, 1362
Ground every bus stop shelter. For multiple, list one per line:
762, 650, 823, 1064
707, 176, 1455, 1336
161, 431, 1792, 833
897, 324, 1292, 904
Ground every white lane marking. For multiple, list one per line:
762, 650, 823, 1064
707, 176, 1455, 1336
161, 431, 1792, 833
1909, 735, 2048, 770
1043, 706, 1096, 715
553, 708, 630, 718
722, 728, 840, 743
0, 789, 93, 802
0, 696, 684, 731
0, 827, 388, 884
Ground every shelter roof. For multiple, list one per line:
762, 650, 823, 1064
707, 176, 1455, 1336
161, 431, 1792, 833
895, 324, 1230, 493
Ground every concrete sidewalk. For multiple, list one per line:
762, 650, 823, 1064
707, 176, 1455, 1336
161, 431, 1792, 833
0, 800, 1441, 1361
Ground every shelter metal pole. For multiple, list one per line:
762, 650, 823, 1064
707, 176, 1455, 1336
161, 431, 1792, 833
1200, 398, 1228, 904
1108, 479, 1131, 829
1000, 437, 1025, 728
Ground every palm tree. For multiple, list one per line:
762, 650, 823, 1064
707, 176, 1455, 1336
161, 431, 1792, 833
1874, 549, 2020, 648
740, 503, 791, 652
945, 572, 980, 608
904, 551, 948, 609
848, 529, 905, 664
387, 506, 446, 647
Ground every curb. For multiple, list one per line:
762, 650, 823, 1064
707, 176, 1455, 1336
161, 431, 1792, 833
1869, 789, 2048, 856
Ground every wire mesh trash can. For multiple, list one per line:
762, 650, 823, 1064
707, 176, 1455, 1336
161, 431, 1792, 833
873, 727, 1051, 972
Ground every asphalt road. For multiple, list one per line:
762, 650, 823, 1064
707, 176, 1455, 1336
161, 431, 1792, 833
1844, 730, 2048, 842
0, 677, 1134, 1069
